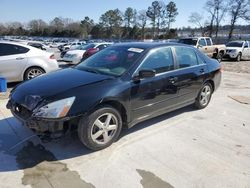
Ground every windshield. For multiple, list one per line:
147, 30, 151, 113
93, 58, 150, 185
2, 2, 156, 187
76, 44, 95, 50
75, 47, 144, 76
226, 42, 243, 47
179, 38, 198, 46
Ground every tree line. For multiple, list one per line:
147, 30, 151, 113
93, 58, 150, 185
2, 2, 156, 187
0, 1, 178, 39
0, 0, 249, 40
188, 0, 250, 40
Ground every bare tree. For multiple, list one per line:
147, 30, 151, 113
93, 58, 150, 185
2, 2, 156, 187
138, 10, 148, 39
205, 0, 216, 37
228, 0, 250, 40
188, 12, 207, 36
205, 0, 227, 40
188, 12, 204, 28
28, 19, 47, 35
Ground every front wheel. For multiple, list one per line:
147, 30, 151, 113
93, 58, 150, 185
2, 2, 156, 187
236, 54, 241, 62
78, 106, 122, 150
24, 67, 45, 80
194, 83, 213, 109
217, 52, 224, 62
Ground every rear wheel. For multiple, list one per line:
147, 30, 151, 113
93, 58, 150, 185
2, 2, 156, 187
194, 83, 213, 109
78, 106, 122, 150
24, 67, 45, 80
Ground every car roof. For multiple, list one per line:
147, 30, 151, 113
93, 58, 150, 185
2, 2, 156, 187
0, 40, 32, 48
112, 42, 190, 50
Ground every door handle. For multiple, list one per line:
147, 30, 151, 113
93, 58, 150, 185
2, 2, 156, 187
169, 77, 178, 84
16, 57, 24, 60
200, 68, 205, 74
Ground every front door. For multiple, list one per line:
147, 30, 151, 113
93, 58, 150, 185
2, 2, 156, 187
130, 47, 179, 121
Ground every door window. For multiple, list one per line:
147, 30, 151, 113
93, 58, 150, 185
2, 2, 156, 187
205, 38, 212, 46
198, 39, 206, 47
0, 43, 29, 56
175, 47, 198, 68
138, 47, 174, 74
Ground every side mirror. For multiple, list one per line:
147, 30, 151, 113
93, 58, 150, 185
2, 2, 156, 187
133, 70, 156, 82
244, 46, 248, 48
197, 44, 203, 48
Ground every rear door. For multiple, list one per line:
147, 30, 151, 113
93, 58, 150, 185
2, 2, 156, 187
173, 46, 209, 104
0, 43, 28, 82
130, 47, 180, 121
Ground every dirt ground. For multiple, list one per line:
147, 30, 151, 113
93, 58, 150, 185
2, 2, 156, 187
221, 60, 250, 74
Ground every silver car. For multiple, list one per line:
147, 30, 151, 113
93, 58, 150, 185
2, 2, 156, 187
0, 41, 59, 82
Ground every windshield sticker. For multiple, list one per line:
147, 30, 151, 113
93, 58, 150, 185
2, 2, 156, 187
128, 48, 144, 53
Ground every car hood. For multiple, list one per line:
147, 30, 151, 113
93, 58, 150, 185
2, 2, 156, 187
226, 47, 241, 50
11, 68, 112, 110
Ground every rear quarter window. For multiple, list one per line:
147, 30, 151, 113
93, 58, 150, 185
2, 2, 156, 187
0, 43, 29, 56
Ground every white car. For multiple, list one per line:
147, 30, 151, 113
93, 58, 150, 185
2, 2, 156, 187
63, 42, 86, 51
0, 41, 59, 82
62, 43, 113, 64
225, 41, 250, 61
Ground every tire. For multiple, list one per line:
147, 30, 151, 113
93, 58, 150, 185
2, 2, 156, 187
236, 53, 241, 62
194, 82, 213, 109
217, 52, 223, 62
78, 105, 123, 150
24, 67, 45, 80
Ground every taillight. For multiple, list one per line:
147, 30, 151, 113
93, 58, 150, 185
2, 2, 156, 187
50, 54, 55, 59
87, 48, 99, 54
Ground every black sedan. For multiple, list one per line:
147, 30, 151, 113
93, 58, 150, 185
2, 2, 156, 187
7, 42, 221, 150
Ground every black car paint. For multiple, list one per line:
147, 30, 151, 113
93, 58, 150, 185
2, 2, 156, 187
7, 43, 221, 130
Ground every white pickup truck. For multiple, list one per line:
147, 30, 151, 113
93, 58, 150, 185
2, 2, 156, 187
224, 40, 250, 61
179, 37, 226, 61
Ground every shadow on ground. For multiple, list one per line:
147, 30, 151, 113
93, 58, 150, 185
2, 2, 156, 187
0, 105, 194, 173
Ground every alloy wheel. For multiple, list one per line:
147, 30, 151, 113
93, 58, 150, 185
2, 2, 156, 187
27, 68, 44, 80
199, 85, 211, 106
90, 113, 118, 145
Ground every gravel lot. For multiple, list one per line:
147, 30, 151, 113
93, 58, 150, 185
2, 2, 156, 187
221, 60, 250, 74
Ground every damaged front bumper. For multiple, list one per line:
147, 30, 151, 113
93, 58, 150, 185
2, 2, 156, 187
6, 99, 80, 138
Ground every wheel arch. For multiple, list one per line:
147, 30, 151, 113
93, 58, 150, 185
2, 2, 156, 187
23, 66, 46, 80
204, 79, 215, 93
95, 100, 128, 128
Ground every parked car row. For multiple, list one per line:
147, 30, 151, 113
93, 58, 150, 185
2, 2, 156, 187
61, 42, 113, 64
178, 38, 250, 62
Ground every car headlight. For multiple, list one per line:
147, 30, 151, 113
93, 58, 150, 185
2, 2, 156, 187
33, 97, 75, 119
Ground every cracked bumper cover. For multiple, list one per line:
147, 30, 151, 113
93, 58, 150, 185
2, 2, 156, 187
6, 99, 79, 134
